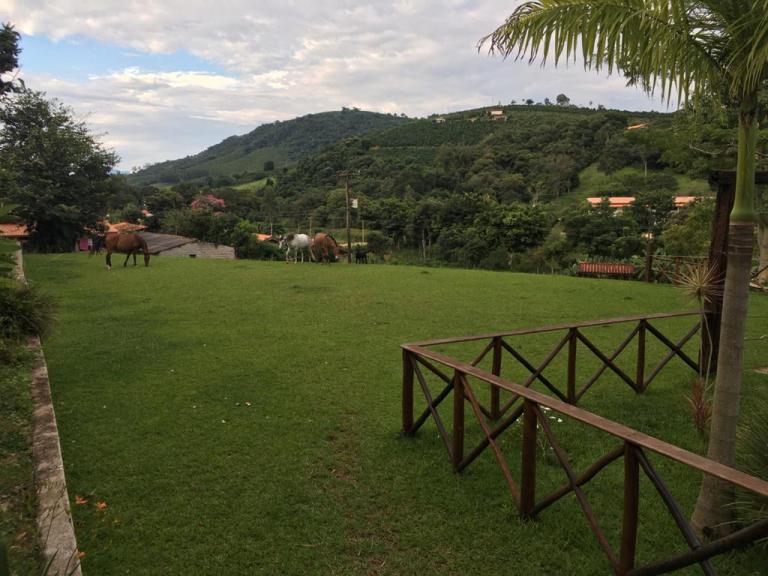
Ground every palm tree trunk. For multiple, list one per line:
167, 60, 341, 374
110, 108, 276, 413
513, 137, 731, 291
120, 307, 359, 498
691, 96, 758, 537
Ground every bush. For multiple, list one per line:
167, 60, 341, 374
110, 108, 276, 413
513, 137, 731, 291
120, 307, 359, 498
237, 238, 282, 260
365, 231, 392, 256
0, 283, 56, 340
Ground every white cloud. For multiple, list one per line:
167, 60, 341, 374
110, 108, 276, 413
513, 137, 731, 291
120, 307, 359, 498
3, 1, 676, 170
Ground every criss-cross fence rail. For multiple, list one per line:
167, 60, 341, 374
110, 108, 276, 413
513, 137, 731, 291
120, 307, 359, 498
401, 312, 768, 576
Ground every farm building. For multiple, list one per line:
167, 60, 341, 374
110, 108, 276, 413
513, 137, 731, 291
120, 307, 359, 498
140, 232, 235, 259
0, 223, 29, 240
586, 196, 701, 212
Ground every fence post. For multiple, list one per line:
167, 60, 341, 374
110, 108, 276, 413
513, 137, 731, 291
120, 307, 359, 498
402, 349, 414, 435
620, 442, 640, 574
452, 371, 465, 471
636, 320, 646, 393
567, 329, 578, 403
491, 337, 502, 419
520, 400, 537, 519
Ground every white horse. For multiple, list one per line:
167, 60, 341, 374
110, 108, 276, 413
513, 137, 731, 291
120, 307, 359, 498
278, 233, 312, 262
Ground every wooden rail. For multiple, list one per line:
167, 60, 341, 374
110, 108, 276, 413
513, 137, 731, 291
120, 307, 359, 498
401, 313, 768, 575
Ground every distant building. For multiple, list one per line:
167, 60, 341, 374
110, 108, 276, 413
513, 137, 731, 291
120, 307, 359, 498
626, 123, 649, 130
587, 196, 636, 210
140, 232, 235, 259
433, 116, 446, 124
104, 221, 147, 233
0, 223, 29, 240
673, 196, 698, 208
488, 108, 507, 121
587, 195, 701, 212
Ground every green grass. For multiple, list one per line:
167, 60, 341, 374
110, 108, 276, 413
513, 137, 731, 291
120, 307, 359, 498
24, 255, 768, 575
231, 177, 274, 192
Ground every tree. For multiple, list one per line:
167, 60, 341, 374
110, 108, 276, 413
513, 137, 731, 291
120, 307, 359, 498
1, 90, 118, 250
0, 23, 22, 95
556, 93, 570, 106
484, 0, 768, 537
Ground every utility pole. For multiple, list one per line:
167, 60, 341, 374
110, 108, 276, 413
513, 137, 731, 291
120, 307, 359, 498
338, 170, 353, 263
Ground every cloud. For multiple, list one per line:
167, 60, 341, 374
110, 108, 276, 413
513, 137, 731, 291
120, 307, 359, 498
3, 1, 675, 170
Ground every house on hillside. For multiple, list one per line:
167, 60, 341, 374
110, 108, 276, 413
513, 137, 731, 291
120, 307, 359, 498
488, 108, 507, 121
433, 116, 446, 124
587, 196, 636, 213
673, 196, 699, 209
587, 195, 701, 214
140, 232, 235, 259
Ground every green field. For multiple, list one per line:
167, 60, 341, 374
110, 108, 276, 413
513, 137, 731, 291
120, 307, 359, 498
24, 255, 768, 575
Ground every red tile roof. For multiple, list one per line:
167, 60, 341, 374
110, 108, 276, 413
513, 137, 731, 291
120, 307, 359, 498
674, 196, 698, 208
0, 223, 29, 238
103, 221, 147, 233
587, 197, 636, 208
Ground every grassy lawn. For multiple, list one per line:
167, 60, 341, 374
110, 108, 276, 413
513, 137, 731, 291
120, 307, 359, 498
24, 255, 768, 575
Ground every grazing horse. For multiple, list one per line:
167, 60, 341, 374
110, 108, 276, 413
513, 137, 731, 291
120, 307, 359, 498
310, 233, 343, 264
95, 232, 150, 269
354, 246, 369, 264
278, 233, 312, 263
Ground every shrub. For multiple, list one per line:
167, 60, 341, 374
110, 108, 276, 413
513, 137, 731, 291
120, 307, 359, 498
0, 283, 56, 340
237, 238, 281, 260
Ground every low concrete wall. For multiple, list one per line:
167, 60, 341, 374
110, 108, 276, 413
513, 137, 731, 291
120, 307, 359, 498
16, 249, 82, 576
159, 241, 235, 259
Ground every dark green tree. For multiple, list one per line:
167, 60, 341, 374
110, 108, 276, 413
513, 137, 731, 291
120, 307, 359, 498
1, 90, 118, 251
0, 23, 22, 95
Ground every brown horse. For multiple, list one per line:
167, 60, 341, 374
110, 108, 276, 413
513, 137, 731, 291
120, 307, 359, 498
96, 232, 150, 269
310, 233, 343, 264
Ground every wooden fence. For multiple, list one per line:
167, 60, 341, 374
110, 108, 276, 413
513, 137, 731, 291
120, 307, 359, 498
401, 312, 768, 576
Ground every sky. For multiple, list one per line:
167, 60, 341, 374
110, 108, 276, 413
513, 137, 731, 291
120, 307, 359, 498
1, 0, 677, 172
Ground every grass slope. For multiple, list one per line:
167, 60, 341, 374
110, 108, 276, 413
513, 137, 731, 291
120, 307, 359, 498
25, 256, 768, 575
129, 110, 410, 187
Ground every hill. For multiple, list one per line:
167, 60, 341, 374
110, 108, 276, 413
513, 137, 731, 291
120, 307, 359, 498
128, 108, 411, 187
276, 105, 671, 203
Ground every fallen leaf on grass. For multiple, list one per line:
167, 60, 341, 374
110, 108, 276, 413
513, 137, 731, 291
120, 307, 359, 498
75, 495, 88, 505
77, 550, 87, 560
95, 501, 108, 510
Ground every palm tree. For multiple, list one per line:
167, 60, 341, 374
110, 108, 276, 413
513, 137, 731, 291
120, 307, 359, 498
483, 0, 768, 537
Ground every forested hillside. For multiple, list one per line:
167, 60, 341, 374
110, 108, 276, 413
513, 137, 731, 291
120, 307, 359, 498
128, 108, 411, 187
97, 102, 767, 276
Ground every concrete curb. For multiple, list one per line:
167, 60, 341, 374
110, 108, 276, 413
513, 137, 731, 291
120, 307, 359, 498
15, 249, 82, 576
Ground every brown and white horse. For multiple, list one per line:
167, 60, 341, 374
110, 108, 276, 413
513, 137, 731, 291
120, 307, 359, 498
310, 233, 343, 264
94, 232, 150, 269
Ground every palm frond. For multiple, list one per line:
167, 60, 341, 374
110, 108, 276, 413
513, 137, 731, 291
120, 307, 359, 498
480, 0, 729, 104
